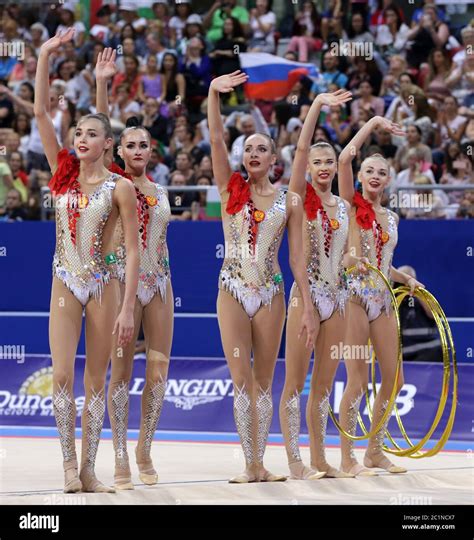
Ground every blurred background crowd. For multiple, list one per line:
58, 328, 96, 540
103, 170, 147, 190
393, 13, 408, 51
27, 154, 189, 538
0, 0, 472, 222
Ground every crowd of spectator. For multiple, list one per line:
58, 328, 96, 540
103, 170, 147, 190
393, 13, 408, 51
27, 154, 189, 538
0, 0, 472, 222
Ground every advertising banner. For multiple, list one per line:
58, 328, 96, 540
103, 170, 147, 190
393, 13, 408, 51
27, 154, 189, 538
0, 356, 470, 442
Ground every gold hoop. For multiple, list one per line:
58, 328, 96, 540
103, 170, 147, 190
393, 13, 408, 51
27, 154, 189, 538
362, 286, 458, 458
328, 263, 403, 441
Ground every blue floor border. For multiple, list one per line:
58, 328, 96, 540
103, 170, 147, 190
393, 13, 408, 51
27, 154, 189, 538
0, 425, 470, 452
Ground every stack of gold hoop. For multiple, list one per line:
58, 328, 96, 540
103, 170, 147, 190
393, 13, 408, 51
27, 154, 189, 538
328, 263, 458, 458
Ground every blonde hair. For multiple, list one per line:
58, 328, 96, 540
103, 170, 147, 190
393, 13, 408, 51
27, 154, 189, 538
361, 152, 390, 169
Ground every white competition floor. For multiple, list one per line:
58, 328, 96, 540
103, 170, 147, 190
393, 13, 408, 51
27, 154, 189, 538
0, 428, 471, 506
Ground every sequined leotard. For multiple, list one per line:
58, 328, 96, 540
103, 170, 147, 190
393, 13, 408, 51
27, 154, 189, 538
219, 173, 287, 318
292, 188, 349, 321
116, 182, 171, 306
53, 173, 120, 306
347, 196, 398, 322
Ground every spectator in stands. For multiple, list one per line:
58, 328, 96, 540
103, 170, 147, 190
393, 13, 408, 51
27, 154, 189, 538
401, 94, 436, 145
29, 23, 48, 56
110, 83, 140, 124
191, 174, 213, 221
160, 52, 186, 117
204, 0, 250, 43
321, 0, 343, 42
322, 104, 352, 145
346, 11, 374, 44
373, 125, 398, 161
0, 157, 13, 208
350, 80, 385, 123
177, 15, 205, 58
436, 95, 468, 147
453, 23, 474, 68
404, 174, 446, 219
391, 147, 437, 199
286, 0, 322, 62
440, 143, 474, 205
422, 48, 453, 96
248, 0, 277, 53
0, 187, 27, 221
172, 149, 196, 184
89, 5, 113, 46
457, 190, 474, 219
115, 3, 147, 34
144, 31, 171, 69
111, 54, 142, 101
151, 1, 171, 45
147, 145, 170, 186
8, 150, 28, 203
12, 112, 31, 159
196, 155, 214, 179
374, 4, 409, 60
395, 124, 432, 172
169, 122, 204, 162
169, 0, 194, 49
347, 58, 383, 96
139, 97, 169, 145
446, 50, 474, 107
181, 37, 211, 117
384, 74, 417, 122
0, 83, 34, 120
310, 51, 348, 96
405, 4, 449, 69
56, 2, 86, 48
8, 44, 36, 88
115, 38, 142, 72
210, 16, 246, 81
168, 170, 196, 220
137, 55, 166, 108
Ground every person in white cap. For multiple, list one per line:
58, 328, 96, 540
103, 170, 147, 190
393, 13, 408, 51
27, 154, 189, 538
176, 14, 204, 57
169, 0, 193, 48
115, 2, 148, 34
56, 2, 86, 48
30, 23, 49, 57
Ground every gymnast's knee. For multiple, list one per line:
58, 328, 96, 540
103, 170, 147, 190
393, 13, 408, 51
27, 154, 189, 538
146, 349, 170, 383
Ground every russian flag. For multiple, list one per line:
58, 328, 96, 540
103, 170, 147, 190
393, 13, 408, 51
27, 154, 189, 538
239, 53, 319, 101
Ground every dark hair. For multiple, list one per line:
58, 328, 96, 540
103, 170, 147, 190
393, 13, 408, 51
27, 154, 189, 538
123, 54, 140, 70
443, 141, 461, 175
243, 132, 277, 154
383, 4, 403, 31
120, 23, 137, 41
19, 81, 34, 102
160, 52, 178, 76
413, 94, 436, 121
196, 173, 212, 184
293, 1, 320, 37
399, 71, 415, 84
408, 124, 423, 137
77, 113, 113, 139
313, 125, 332, 143
347, 11, 369, 39
175, 1, 191, 17
120, 116, 151, 143
223, 16, 244, 39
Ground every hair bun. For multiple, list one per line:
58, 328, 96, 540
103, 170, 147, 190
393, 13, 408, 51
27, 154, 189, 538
125, 116, 140, 128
